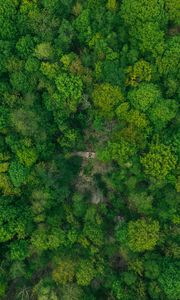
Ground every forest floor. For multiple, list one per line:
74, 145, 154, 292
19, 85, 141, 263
72, 151, 111, 204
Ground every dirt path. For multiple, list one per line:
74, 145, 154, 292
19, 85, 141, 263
71, 151, 96, 159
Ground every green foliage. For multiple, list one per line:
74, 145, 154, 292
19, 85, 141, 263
72, 193, 88, 217
54, 73, 83, 114
0, 197, 32, 243
157, 36, 180, 78
0, 1, 179, 298
34, 42, 54, 60
31, 226, 65, 251
106, 0, 117, 11
141, 143, 177, 181
33, 279, 58, 300
144, 260, 160, 279
10, 72, 30, 93
74, 9, 92, 44
9, 160, 27, 187
52, 258, 75, 285
9, 240, 29, 261
83, 222, 104, 249
128, 192, 153, 214
121, 0, 166, 28
10, 109, 40, 136
115, 222, 128, 245
127, 219, 160, 252
0, 106, 9, 130
136, 22, 165, 55
60, 284, 83, 300
76, 260, 95, 286
40, 62, 59, 79
0, 0, 18, 39
25, 56, 40, 72
56, 19, 74, 52
148, 281, 161, 299
158, 261, 180, 300
149, 99, 178, 130
99, 140, 136, 166
127, 110, 149, 130
16, 35, 34, 58
128, 83, 161, 112
0, 280, 6, 298
0, 173, 15, 195
0, 162, 9, 173
126, 60, 152, 87
112, 280, 129, 300
121, 0, 167, 55
123, 271, 137, 286
92, 83, 124, 119
16, 146, 38, 167
165, 0, 180, 25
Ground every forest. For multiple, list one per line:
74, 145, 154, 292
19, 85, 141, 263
0, 0, 179, 299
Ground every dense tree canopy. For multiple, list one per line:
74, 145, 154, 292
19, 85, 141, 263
0, 0, 179, 299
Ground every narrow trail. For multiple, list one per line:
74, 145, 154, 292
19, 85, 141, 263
71, 150, 112, 204
71, 151, 96, 159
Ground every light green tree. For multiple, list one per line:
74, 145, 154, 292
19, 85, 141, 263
157, 36, 180, 77
8, 160, 27, 187
34, 42, 54, 60
126, 60, 152, 87
76, 260, 95, 286
31, 226, 65, 251
136, 22, 165, 55
0, 173, 15, 195
141, 143, 177, 181
52, 258, 75, 285
92, 83, 124, 119
149, 99, 178, 130
33, 279, 58, 300
128, 83, 161, 112
54, 73, 83, 114
165, 0, 180, 25
127, 219, 160, 252
121, 0, 166, 28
